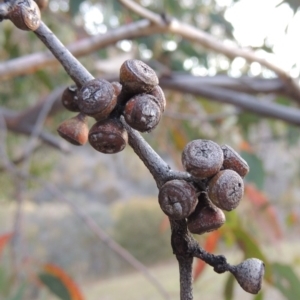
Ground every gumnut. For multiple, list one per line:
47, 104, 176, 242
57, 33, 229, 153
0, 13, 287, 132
158, 179, 198, 220
78, 79, 117, 120
88, 118, 128, 154
120, 59, 159, 95
207, 169, 244, 211
187, 192, 225, 235
34, 0, 48, 10
61, 85, 80, 112
182, 139, 224, 179
221, 144, 249, 177
124, 94, 161, 132
57, 113, 88, 146
8, 0, 41, 31
231, 258, 265, 294
111, 81, 122, 98
148, 85, 166, 112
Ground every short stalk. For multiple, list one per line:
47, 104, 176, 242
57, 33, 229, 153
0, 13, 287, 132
177, 255, 194, 300
121, 117, 192, 188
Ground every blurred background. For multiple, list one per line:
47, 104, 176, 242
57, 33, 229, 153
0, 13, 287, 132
0, 0, 300, 299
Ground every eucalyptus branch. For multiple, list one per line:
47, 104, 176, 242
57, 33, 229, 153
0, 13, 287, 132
0, 19, 159, 81
177, 255, 193, 300
34, 22, 93, 86
121, 117, 192, 188
119, 0, 300, 102
7, 7, 265, 299
161, 77, 300, 126
0, 87, 70, 152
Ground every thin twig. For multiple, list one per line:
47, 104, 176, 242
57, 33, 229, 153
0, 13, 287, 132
0, 144, 42, 172
0, 114, 25, 281
2, 5, 299, 103
0, 87, 70, 152
21, 86, 63, 169
119, 0, 300, 102
46, 184, 171, 300
0, 20, 159, 81
34, 22, 94, 86
164, 110, 241, 123
121, 117, 192, 188
161, 77, 300, 126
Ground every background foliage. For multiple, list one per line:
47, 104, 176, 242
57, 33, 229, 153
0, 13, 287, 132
1, 0, 300, 299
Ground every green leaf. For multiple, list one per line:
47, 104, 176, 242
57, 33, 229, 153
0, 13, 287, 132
254, 292, 263, 300
237, 112, 260, 135
224, 273, 235, 300
34, 70, 54, 90
240, 152, 264, 190
275, 96, 291, 106
69, 0, 84, 16
231, 227, 272, 282
8, 284, 25, 300
272, 263, 300, 300
286, 125, 299, 147
0, 267, 7, 291
39, 273, 71, 300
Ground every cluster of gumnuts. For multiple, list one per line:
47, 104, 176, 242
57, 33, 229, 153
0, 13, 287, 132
4, 0, 249, 239
57, 59, 165, 153
58, 60, 263, 294
58, 58, 248, 236
159, 141, 249, 234
1, 0, 264, 294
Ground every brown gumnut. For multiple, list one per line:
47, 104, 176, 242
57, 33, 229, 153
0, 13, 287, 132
8, 0, 41, 31
158, 179, 198, 220
120, 59, 159, 95
61, 85, 80, 112
34, 0, 48, 10
124, 94, 161, 132
111, 81, 122, 97
182, 140, 224, 179
57, 113, 88, 146
221, 144, 249, 177
78, 79, 117, 120
231, 258, 265, 294
148, 85, 166, 112
208, 169, 244, 211
88, 118, 128, 154
187, 193, 225, 235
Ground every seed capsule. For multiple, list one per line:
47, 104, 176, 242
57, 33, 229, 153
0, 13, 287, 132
8, 0, 41, 31
78, 79, 117, 120
208, 169, 244, 211
120, 59, 158, 95
221, 144, 249, 177
182, 140, 224, 179
148, 85, 166, 112
61, 85, 80, 112
231, 258, 265, 294
111, 81, 122, 98
57, 113, 88, 146
158, 179, 198, 220
124, 94, 161, 132
34, 0, 48, 11
188, 193, 225, 235
88, 119, 128, 154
